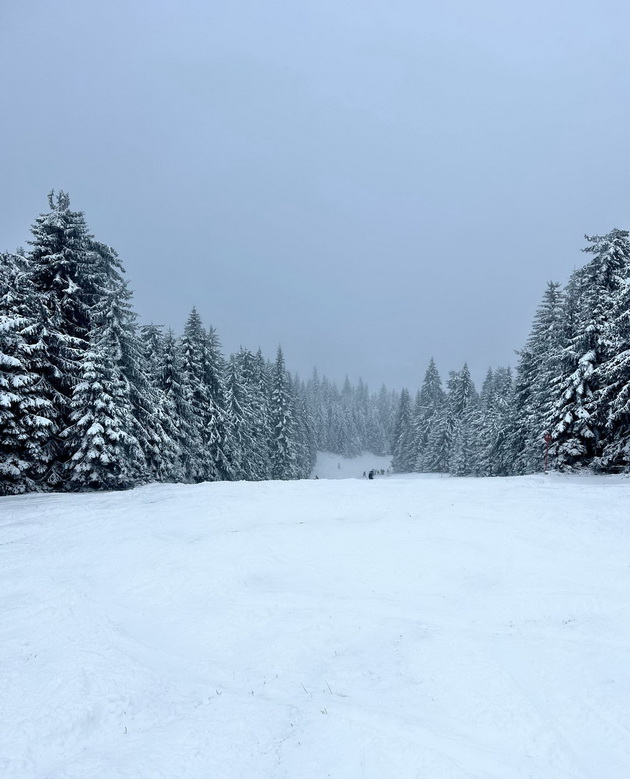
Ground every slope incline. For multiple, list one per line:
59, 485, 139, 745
1, 470, 629, 777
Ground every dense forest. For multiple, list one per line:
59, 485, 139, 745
2, 193, 630, 494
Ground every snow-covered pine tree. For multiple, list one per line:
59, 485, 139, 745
511, 282, 564, 473
449, 363, 477, 419
548, 229, 630, 469
289, 373, 316, 477
203, 327, 232, 481
492, 366, 516, 475
157, 328, 197, 481
139, 324, 185, 483
250, 348, 273, 479
593, 236, 630, 469
0, 253, 55, 493
424, 404, 451, 473
364, 387, 387, 456
175, 313, 233, 482
423, 365, 476, 474
61, 327, 139, 491
61, 239, 151, 489
180, 308, 213, 482
181, 307, 213, 482
339, 376, 361, 457
354, 378, 370, 453
25, 191, 98, 487
224, 352, 253, 480
139, 324, 165, 385
305, 368, 325, 451
447, 365, 479, 475
269, 346, 299, 479
449, 403, 479, 476
413, 358, 445, 472
474, 366, 514, 476
391, 388, 415, 472
322, 379, 343, 453
367, 384, 391, 456
410, 390, 423, 469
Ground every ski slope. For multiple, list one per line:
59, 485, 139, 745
312, 451, 392, 479
1, 458, 630, 778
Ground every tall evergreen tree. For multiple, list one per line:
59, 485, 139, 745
269, 346, 298, 479
138, 324, 184, 482
61, 329, 139, 491
424, 365, 476, 474
449, 403, 479, 476
62, 240, 148, 489
0, 253, 55, 493
180, 308, 213, 482
595, 247, 630, 469
475, 366, 514, 476
203, 327, 232, 481
512, 282, 565, 473
225, 352, 255, 480
289, 373, 316, 477
305, 368, 326, 451
339, 376, 361, 457
391, 388, 415, 472
548, 229, 630, 469
157, 328, 196, 481
413, 358, 445, 472
25, 192, 98, 486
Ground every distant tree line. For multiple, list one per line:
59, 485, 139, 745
2, 194, 630, 494
389, 229, 630, 475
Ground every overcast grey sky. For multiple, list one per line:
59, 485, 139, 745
2, 0, 630, 390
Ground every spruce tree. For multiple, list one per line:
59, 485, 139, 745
413, 358, 445, 472
158, 329, 196, 481
138, 324, 184, 482
548, 230, 630, 469
424, 405, 452, 473
180, 308, 213, 482
391, 388, 415, 472
476, 366, 514, 476
449, 404, 479, 476
203, 327, 232, 481
62, 240, 147, 489
269, 346, 298, 479
289, 373, 316, 477
26, 192, 97, 486
250, 348, 273, 479
305, 369, 323, 451
595, 250, 630, 469
61, 333, 139, 490
512, 282, 564, 473
0, 253, 55, 493
225, 353, 253, 480
339, 376, 361, 457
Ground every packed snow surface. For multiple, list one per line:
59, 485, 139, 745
312, 451, 392, 479
1, 458, 630, 778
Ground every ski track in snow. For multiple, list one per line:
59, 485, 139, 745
1, 457, 630, 778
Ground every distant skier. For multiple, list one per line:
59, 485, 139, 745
368, 469, 375, 480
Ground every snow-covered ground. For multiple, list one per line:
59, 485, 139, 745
312, 451, 391, 479
1, 458, 630, 778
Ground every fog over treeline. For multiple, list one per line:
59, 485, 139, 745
2, 193, 630, 494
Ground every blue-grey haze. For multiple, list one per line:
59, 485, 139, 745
2, 0, 629, 389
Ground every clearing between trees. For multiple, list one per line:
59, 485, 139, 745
1, 462, 629, 777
